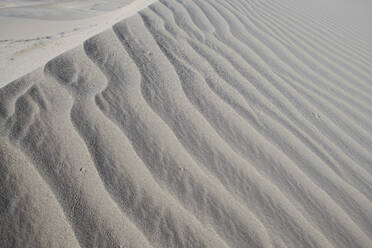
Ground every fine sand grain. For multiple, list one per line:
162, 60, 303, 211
0, 0, 371, 247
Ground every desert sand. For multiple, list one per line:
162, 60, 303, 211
0, 0, 156, 86
0, 0, 371, 247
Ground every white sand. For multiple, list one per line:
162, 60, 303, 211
0, 0, 156, 87
0, 0, 371, 247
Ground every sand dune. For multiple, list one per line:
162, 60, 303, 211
0, 0, 157, 87
0, 0, 371, 247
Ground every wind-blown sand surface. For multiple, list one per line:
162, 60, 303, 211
0, 0, 371, 247
0, 0, 155, 86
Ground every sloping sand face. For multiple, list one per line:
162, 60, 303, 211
0, 0, 372, 247
0, 0, 157, 87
